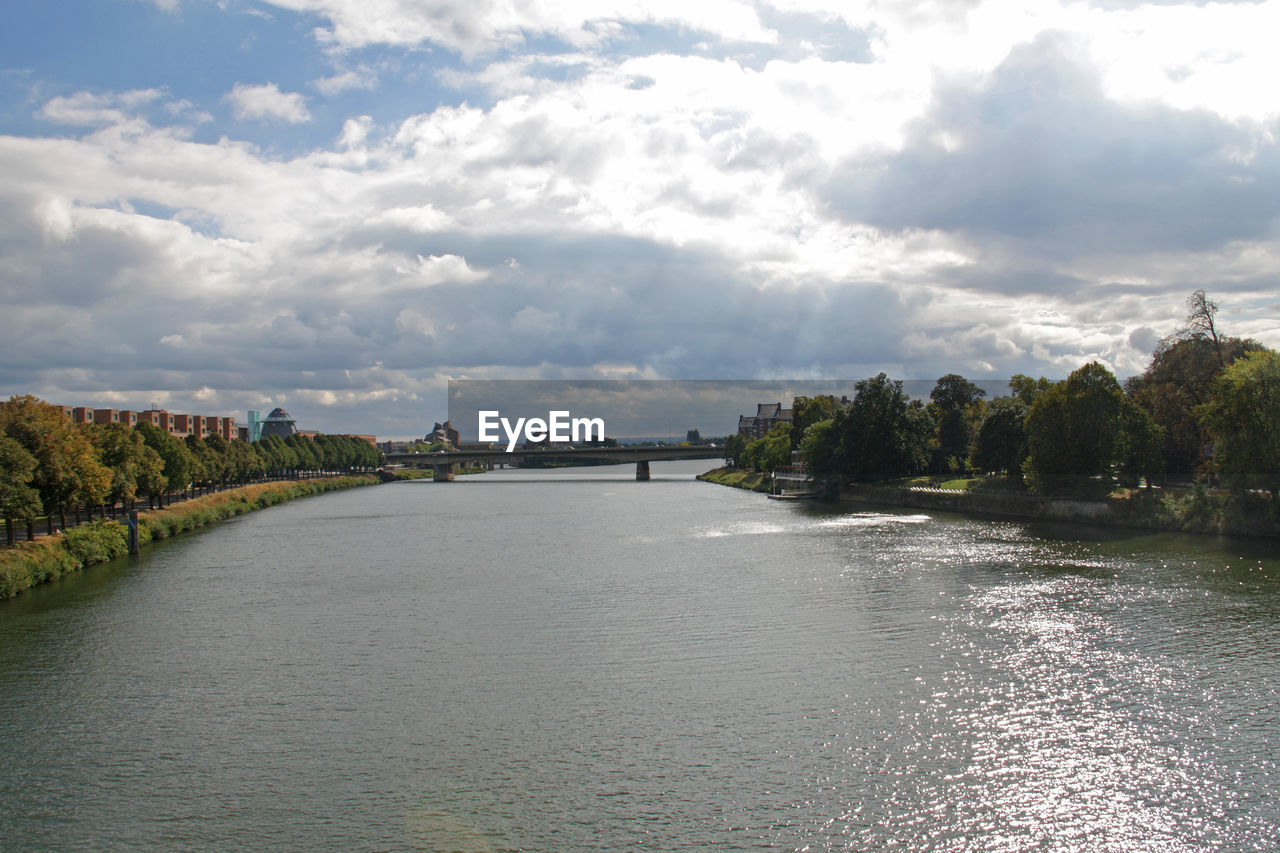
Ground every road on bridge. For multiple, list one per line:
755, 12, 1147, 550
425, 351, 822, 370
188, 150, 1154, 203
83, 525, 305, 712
384, 444, 724, 481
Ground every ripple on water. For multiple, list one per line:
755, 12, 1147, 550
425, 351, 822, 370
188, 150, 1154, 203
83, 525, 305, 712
2, 480, 1279, 851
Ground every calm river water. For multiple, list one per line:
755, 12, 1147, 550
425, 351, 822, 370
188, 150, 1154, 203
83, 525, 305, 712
2, 461, 1279, 851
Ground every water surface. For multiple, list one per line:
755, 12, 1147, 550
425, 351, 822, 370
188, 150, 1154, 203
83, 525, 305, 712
2, 462, 1278, 851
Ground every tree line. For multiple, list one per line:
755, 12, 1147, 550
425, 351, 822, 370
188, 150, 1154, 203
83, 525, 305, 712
1, 396, 383, 539
722, 291, 1279, 500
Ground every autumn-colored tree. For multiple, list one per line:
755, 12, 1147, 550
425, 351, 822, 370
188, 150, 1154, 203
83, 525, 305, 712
0, 396, 110, 524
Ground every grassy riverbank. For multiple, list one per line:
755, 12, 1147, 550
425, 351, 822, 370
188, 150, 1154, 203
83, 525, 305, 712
696, 466, 773, 492
0, 475, 379, 601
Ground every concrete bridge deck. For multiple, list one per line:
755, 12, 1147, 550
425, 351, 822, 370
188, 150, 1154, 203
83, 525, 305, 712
385, 444, 724, 480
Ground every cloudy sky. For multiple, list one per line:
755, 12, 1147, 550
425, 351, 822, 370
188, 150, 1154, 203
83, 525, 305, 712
2, 0, 1278, 438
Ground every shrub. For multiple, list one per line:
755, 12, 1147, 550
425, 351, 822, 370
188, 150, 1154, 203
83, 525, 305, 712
62, 521, 129, 565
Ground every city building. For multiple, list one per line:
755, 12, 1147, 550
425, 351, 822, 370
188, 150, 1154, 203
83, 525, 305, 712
245, 410, 263, 443
427, 421, 461, 449
737, 403, 793, 439
259, 407, 297, 439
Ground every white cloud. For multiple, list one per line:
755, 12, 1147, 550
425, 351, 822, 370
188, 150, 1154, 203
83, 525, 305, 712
337, 115, 373, 148
311, 67, 378, 96
262, 0, 775, 54
38, 89, 165, 126
224, 82, 312, 123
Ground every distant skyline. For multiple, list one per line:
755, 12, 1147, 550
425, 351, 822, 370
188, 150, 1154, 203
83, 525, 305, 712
3, 0, 1278, 439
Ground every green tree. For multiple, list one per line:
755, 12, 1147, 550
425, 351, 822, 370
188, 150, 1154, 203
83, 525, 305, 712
837, 374, 932, 482
224, 439, 264, 483
184, 434, 216, 488
1116, 401, 1165, 490
286, 434, 320, 473
789, 395, 841, 451
261, 435, 298, 476
969, 397, 1028, 479
928, 374, 986, 473
686, 428, 702, 444
798, 418, 839, 483
136, 422, 191, 501
313, 434, 340, 470
1008, 374, 1055, 407
722, 433, 748, 467
91, 423, 165, 511
1023, 363, 1124, 496
1126, 334, 1264, 477
1198, 350, 1280, 498
0, 436, 42, 533
252, 439, 278, 476
751, 423, 793, 474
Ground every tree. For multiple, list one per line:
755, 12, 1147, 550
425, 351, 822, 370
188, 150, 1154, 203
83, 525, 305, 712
0, 396, 110, 522
260, 435, 298, 476
1198, 350, 1280, 498
185, 434, 216, 488
1023, 363, 1124, 496
286, 434, 320, 473
969, 397, 1028, 479
748, 423, 792, 474
837, 374, 932, 482
0, 436, 42, 535
203, 434, 232, 485
798, 418, 839, 483
91, 423, 165, 511
313, 434, 340, 470
1182, 289, 1222, 364
1116, 401, 1165, 490
252, 439, 278, 476
1008, 374, 1054, 407
722, 434, 748, 467
137, 422, 192, 501
686, 428, 702, 444
789, 395, 841, 451
1126, 334, 1264, 477
928, 374, 986, 472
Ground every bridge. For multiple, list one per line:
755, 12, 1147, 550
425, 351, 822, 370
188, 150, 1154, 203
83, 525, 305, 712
384, 444, 724, 481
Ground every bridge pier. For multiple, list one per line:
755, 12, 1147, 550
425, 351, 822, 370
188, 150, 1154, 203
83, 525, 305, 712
636, 460, 650, 481
433, 463, 455, 482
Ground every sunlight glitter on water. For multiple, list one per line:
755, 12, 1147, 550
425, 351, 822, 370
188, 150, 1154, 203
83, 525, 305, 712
3, 477, 1279, 852
776, 510, 1280, 852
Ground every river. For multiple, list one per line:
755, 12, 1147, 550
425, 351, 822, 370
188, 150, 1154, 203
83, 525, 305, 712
2, 461, 1278, 851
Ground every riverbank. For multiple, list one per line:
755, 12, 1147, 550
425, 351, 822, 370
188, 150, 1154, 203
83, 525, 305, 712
696, 466, 773, 492
699, 466, 1280, 539
839, 483, 1280, 538
379, 464, 487, 481
0, 475, 379, 601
